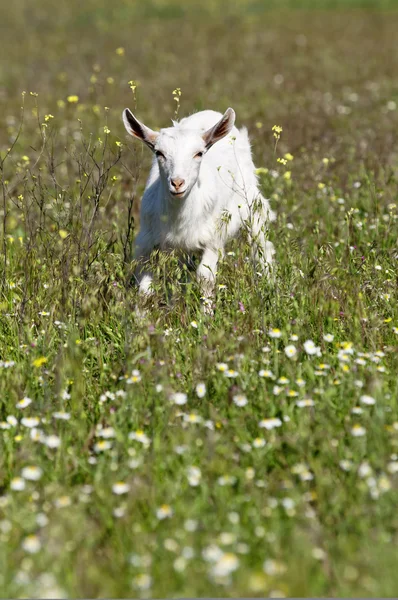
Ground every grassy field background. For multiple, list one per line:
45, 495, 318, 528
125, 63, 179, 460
1, 0, 398, 597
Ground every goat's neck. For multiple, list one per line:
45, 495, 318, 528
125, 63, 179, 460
162, 180, 201, 220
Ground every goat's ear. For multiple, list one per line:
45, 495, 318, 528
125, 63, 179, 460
202, 108, 236, 150
122, 108, 158, 150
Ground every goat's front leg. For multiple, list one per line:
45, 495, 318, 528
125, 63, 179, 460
196, 247, 222, 314
133, 231, 157, 304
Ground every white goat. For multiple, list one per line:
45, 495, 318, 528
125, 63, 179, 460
122, 107, 275, 308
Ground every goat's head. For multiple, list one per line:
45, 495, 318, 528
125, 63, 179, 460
122, 108, 235, 199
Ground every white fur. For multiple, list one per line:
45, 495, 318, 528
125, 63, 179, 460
122, 108, 276, 306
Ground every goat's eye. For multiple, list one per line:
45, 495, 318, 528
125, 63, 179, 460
194, 151, 204, 159
155, 150, 165, 159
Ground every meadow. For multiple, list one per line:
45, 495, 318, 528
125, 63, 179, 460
1, 0, 398, 597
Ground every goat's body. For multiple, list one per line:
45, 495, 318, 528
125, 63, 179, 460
128, 109, 275, 305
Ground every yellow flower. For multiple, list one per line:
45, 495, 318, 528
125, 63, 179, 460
67, 95, 79, 103
283, 171, 291, 180
284, 152, 294, 161
32, 357, 47, 368
115, 47, 125, 56
59, 230, 68, 239
318, 182, 326, 189
103, 126, 111, 134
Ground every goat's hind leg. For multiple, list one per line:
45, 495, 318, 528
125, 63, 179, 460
196, 247, 221, 314
249, 214, 275, 278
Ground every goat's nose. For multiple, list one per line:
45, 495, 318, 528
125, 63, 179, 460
171, 177, 185, 191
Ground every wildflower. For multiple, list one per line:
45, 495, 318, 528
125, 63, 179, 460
259, 418, 282, 430
16, 397, 32, 409
339, 460, 353, 472
103, 126, 111, 134
323, 333, 334, 342
296, 399, 315, 408
53, 411, 70, 420
190, 320, 198, 328
129, 430, 150, 445
224, 369, 238, 378
211, 552, 239, 577
156, 504, 173, 520
59, 229, 68, 239
387, 462, 398, 474
10, 477, 25, 491
132, 574, 152, 591
183, 413, 202, 424
7, 416, 18, 426
284, 344, 297, 359
233, 394, 248, 407
269, 328, 282, 338
290, 334, 299, 341
30, 428, 45, 442
67, 95, 79, 103
126, 369, 141, 384
378, 475, 391, 492
94, 440, 112, 452
246, 467, 255, 480
195, 382, 206, 398
170, 392, 187, 405
32, 357, 47, 368
186, 466, 201, 487
253, 437, 266, 448
263, 559, 287, 575
358, 462, 372, 478
54, 496, 72, 508
22, 535, 41, 554
217, 475, 237, 486
45, 435, 61, 449
351, 424, 366, 437
303, 340, 321, 356
203, 544, 224, 562
115, 47, 125, 56
184, 519, 198, 532
291, 463, 313, 481
360, 394, 376, 406
97, 426, 115, 439
112, 482, 130, 495
273, 385, 283, 395
21, 417, 40, 428
259, 369, 274, 378
21, 466, 42, 481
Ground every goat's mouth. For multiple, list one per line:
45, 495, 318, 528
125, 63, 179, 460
170, 190, 186, 198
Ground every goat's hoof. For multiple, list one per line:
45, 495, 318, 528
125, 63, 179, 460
202, 298, 215, 317
134, 305, 149, 321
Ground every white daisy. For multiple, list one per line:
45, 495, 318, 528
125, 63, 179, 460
233, 394, 248, 407
259, 418, 282, 430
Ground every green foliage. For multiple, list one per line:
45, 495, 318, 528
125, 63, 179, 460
0, 0, 398, 597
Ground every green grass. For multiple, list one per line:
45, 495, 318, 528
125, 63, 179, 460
1, 0, 398, 597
